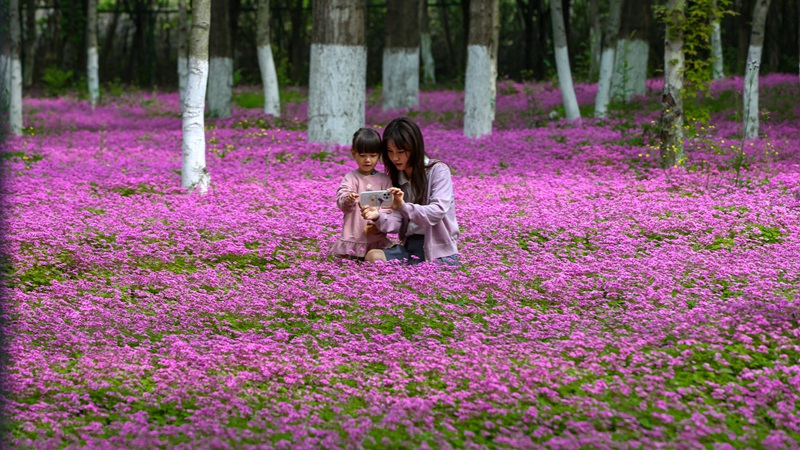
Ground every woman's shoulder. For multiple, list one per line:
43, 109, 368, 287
426, 160, 452, 177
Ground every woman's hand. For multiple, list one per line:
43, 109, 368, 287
345, 192, 358, 205
388, 187, 405, 210
360, 204, 380, 221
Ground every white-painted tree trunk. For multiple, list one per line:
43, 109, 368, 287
595, 0, 623, 118
551, 0, 581, 122
5, 0, 23, 135
464, 45, 494, 137
420, 33, 435, 85
178, 0, 189, 106
257, 45, 281, 116
87, 0, 99, 109
419, 0, 435, 85
308, 44, 366, 144
382, 48, 419, 110
207, 57, 232, 118
257, 0, 280, 117
660, 0, 685, 168
743, 0, 771, 139
611, 38, 648, 101
182, 0, 211, 193
183, 57, 210, 192
710, 16, 723, 79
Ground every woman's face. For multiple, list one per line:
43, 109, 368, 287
386, 140, 410, 173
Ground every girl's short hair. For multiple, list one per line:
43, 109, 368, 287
352, 128, 382, 154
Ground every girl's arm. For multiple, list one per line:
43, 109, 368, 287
336, 173, 358, 212
398, 163, 453, 226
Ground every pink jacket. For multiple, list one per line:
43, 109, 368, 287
373, 161, 459, 261
331, 169, 392, 258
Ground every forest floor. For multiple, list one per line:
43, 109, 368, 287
3, 74, 800, 448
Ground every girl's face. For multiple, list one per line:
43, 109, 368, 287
353, 150, 380, 175
386, 140, 411, 174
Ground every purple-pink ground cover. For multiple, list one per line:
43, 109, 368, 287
2, 74, 800, 449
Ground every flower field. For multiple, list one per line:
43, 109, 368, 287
2, 74, 800, 448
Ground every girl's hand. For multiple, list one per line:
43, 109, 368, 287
360, 204, 380, 221
388, 187, 405, 210
345, 192, 358, 205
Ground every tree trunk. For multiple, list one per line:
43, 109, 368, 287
463, 0, 499, 137
257, 0, 281, 116
612, 0, 650, 101
178, 0, 189, 105
594, 0, 623, 118
382, 0, 419, 110
551, 0, 580, 122
100, 0, 121, 80
660, 0, 685, 168
208, 0, 232, 118
86, 0, 99, 109
710, 0, 724, 79
23, 0, 36, 87
1, 0, 23, 135
182, 0, 211, 193
419, 0, 435, 85
744, 0, 771, 139
288, 0, 307, 83
308, 0, 366, 145
588, 0, 602, 80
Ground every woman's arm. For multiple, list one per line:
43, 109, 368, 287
398, 163, 453, 226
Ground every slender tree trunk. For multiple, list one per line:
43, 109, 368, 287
308, 0, 366, 144
419, 0, 435, 85
660, 0, 685, 168
463, 0, 499, 137
440, 2, 455, 73
208, 0, 232, 118
1, 0, 23, 135
23, 0, 36, 87
288, 0, 306, 82
710, 0, 724, 79
383, 0, 419, 110
744, 0, 771, 139
595, 0, 623, 118
178, 0, 189, 105
86, 0, 99, 109
736, 0, 752, 74
182, 0, 211, 193
612, 0, 650, 101
551, 0, 580, 121
100, 0, 121, 79
257, 0, 280, 116
588, 0, 602, 80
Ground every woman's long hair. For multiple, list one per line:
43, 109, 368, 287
381, 117, 435, 204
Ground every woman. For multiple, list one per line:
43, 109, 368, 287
361, 117, 460, 265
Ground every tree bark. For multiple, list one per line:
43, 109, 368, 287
308, 0, 366, 145
551, 0, 580, 121
257, 0, 281, 116
419, 0, 435, 85
710, 0, 724, 79
743, 0, 771, 139
208, 0, 232, 118
23, 0, 36, 87
660, 0, 685, 168
612, 0, 650, 101
382, 0, 419, 110
595, 0, 623, 118
1, 0, 23, 135
588, 0, 602, 80
182, 0, 211, 193
178, 0, 189, 105
86, 0, 99, 109
463, 0, 499, 137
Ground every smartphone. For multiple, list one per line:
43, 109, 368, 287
360, 190, 393, 208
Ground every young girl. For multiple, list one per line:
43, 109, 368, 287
361, 117, 460, 266
331, 128, 393, 260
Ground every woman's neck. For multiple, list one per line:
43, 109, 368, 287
403, 167, 413, 178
